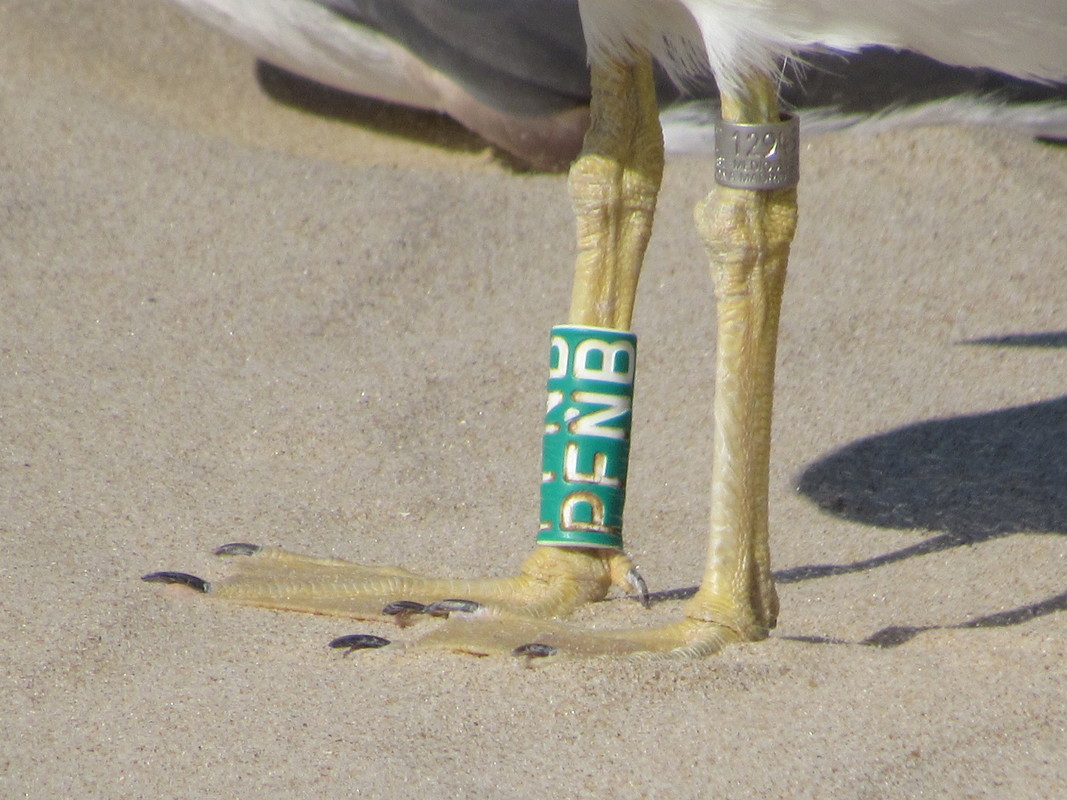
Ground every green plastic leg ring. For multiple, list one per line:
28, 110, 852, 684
537, 325, 636, 550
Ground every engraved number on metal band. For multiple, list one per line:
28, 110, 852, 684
714, 114, 800, 190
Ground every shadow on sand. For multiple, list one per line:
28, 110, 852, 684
649, 332, 1067, 647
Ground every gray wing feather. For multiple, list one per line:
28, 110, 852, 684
320, 0, 592, 114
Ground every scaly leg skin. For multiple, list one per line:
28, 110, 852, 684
144, 60, 796, 660
424, 71, 795, 658
141, 57, 662, 631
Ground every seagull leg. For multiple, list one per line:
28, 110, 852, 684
424, 74, 796, 657
685, 76, 794, 641
144, 63, 796, 660
141, 57, 662, 629
567, 55, 663, 331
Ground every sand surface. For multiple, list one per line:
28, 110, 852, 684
3, 1, 1066, 797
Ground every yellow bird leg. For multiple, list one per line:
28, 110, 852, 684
568, 55, 664, 330
145, 61, 795, 660
425, 73, 795, 658
685, 75, 793, 641
141, 60, 664, 625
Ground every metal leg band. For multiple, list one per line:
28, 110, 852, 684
537, 325, 636, 550
714, 113, 800, 190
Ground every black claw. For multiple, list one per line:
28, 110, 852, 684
382, 600, 428, 627
424, 598, 483, 618
628, 567, 652, 609
214, 542, 261, 557
512, 642, 557, 659
141, 571, 210, 593
329, 634, 391, 655
382, 600, 428, 616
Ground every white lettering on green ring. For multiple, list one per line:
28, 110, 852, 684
538, 325, 636, 550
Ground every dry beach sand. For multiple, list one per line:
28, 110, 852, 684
2, 1, 1066, 797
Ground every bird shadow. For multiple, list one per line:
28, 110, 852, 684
786, 394, 1067, 581
786, 587, 1067, 647
253, 60, 500, 161
643, 331, 1067, 647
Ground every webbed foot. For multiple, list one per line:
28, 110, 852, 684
143, 541, 647, 624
